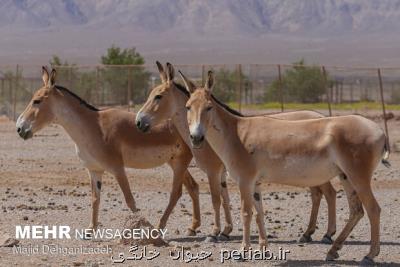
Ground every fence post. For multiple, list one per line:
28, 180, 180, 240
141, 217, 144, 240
127, 66, 132, 111
237, 64, 242, 112
322, 66, 332, 116
277, 64, 284, 112
1, 78, 4, 99
377, 68, 390, 150
13, 64, 19, 121
201, 65, 205, 85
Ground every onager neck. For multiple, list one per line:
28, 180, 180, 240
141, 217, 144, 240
51, 91, 99, 146
171, 87, 192, 146
205, 99, 241, 160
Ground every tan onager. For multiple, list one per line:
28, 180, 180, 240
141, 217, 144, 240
136, 62, 336, 243
181, 70, 389, 264
16, 67, 201, 235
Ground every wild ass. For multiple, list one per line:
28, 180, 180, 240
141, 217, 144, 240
181, 70, 389, 264
16, 67, 201, 235
136, 62, 336, 243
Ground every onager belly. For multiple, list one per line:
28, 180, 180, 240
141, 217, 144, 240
121, 145, 178, 169
261, 155, 340, 187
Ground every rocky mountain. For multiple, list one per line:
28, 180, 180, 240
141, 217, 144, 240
2, 0, 400, 35
1, 0, 400, 66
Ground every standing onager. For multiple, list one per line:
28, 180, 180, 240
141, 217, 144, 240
181, 70, 389, 264
136, 62, 336, 243
16, 67, 201, 235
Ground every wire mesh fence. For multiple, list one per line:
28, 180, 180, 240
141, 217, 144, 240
0, 63, 397, 141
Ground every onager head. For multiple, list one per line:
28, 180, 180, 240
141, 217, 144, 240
180, 70, 215, 149
136, 61, 177, 133
16, 67, 58, 140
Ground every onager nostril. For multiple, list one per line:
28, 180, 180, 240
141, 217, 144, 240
190, 134, 194, 140
136, 120, 141, 128
17, 127, 22, 133
199, 136, 204, 142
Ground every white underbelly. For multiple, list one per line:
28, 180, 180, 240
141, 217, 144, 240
121, 145, 176, 169
261, 155, 340, 187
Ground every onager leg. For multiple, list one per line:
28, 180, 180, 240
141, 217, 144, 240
157, 166, 183, 230
158, 156, 201, 235
351, 178, 381, 264
320, 182, 337, 243
300, 182, 337, 244
182, 170, 201, 235
253, 183, 267, 250
239, 180, 255, 251
112, 169, 138, 213
300, 186, 322, 243
204, 168, 224, 242
88, 170, 104, 230
326, 175, 364, 261
219, 168, 233, 240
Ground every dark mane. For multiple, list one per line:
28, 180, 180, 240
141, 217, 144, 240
211, 95, 243, 117
173, 82, 243, 117
55, 85, 99, 111
173, 82, 190, 97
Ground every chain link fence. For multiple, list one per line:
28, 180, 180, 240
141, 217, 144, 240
1, 63, 397, 142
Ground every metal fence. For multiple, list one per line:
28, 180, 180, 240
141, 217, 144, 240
1, 63, 398, 142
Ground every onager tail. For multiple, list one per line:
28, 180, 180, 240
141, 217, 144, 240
381, 137, 391, 168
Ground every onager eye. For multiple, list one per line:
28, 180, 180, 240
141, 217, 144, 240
154, 95, 163, 100
186, 106, 191, 111
206, 106, 213, 111
33, 99, 42, 105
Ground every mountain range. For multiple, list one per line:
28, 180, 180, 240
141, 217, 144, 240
1, 0, 400, 66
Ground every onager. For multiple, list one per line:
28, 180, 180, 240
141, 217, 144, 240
136, 62, 336, 243
181, 70, 389, 264
136, 62, 233, 241
16, 67, 201, 235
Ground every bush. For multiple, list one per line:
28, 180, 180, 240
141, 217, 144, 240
101, 45, 150, 105
265, 60, 328, 103
213, 68, 252, 103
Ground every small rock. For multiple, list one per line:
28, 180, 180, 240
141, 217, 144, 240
0, 233, 19, 247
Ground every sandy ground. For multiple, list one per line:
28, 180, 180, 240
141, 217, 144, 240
0, 114, 400, 266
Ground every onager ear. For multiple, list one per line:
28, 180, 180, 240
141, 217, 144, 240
156, 61, 167, 83
42, 66, 50, 87
49, 68, 56, 88
205, 70, 214, 91
178, 70, 196, 94
166, 62, 175, 82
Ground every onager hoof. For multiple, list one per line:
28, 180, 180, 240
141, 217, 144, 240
131, 207, 141, 213
234, 254, 246, 262
218, 233, 230, 241
360, 256, 375, 266
185, 228, 197, 236
81, 228, 94, 240
204, 235, 218, 243
321, 234, 334, 244
299, 234, 312, 243
325, 251, 339, 261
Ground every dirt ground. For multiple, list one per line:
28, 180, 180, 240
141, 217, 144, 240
0, 113, 400, 266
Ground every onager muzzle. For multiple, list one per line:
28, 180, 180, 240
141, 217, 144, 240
189, 124, 205, 149
135, 112, 151, 133
16, 115, 33, 140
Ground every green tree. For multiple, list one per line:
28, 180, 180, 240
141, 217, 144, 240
213, 68, 252, 103
101, 45, 149, 105
265, 59, 328, 103
49, 55, 96, 102
49, 55, 78, 89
